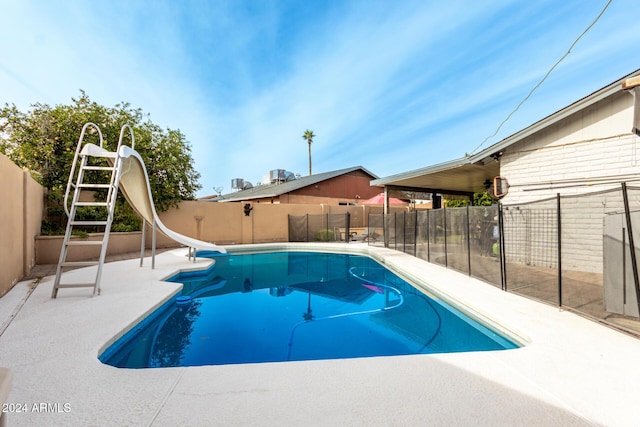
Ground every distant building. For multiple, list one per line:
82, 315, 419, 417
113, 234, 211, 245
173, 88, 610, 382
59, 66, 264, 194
202, 166, 380, 205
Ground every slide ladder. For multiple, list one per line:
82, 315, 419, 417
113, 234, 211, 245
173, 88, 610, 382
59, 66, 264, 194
51, 123, 131, 298
51, 123, 226, 298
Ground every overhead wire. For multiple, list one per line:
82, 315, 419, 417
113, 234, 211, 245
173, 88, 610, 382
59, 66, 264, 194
468, 0, 613, 156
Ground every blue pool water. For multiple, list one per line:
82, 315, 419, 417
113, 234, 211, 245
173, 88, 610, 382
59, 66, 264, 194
100, 252, 518, 368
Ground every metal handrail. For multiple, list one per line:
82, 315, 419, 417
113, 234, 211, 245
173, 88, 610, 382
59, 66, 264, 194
63, 122, 104, 217
106, 124, 135, 217
116, 123, 135, 151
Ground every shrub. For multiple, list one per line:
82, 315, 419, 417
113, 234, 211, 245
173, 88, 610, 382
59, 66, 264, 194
314, 229, 334, 241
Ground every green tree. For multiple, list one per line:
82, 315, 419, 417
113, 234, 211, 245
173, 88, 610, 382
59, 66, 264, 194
473, 191, 493, 206
302, 129, 315, 175
445, 191, 493, 207
0, 91, 201, 232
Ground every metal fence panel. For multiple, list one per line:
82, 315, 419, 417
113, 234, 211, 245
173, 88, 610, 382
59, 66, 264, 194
288, 215, 308, 242
429, 209, 446, 267
401, 212, 416, 255
600, 186, 640, 334
416, 210, 430, 261
307, 214, 327, 241
445, 207, 469, 275
367, 213, 385, 247
384, 213, 398, 249
560, 189, 622, 319
328, 213, 349, 242
468, 205, 501, 287
288, 214, 350, 242
502, 199, 559, 306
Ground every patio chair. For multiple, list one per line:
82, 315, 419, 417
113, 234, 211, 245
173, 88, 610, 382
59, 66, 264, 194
351, 228, 378, 242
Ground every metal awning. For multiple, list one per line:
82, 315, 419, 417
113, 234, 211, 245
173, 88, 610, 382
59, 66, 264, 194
370, 158, 500, 195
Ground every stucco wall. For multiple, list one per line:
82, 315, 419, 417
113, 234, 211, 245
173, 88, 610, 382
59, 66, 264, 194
35, 232, 148, 265
0, 154, 44, 296
34, 201, 404, 264
156, 201, 243, 246
154, 202, 372, 245
23, 171, 44, 273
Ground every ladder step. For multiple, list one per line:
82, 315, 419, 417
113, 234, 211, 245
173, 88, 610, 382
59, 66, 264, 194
82, 165, 114, 171
81, 152, 116, 159
74, 202, 109, 207
61, 261, 100, 267
65, 241, 104, 246
55, 283, 97, 289
70, 220, 108, 226
54, 124, 120, 298
78, 183, 112, 189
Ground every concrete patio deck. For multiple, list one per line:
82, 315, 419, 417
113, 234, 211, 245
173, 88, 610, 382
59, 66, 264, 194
1, 243, 639, 426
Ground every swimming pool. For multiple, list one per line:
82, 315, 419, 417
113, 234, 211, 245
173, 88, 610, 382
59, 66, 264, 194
100, 252, 518, 368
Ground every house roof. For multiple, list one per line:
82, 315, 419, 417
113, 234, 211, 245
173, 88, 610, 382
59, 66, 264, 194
207, 166, 378, 202
371, 68, 640, 194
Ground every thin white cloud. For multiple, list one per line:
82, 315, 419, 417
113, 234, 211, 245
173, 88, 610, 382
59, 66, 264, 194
2, 0, 639, 196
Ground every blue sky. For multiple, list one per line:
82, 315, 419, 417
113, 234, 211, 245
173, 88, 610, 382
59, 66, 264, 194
1, 0, 638, 196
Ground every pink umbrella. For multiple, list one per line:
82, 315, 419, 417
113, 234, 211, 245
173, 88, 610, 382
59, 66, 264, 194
363, 193, 407, 205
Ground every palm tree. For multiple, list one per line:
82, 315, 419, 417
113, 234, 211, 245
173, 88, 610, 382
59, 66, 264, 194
302, 130, 315, 175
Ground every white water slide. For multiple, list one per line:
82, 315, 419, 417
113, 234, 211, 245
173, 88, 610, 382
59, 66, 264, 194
110, 144, 226, 257
52, 123, 225, 298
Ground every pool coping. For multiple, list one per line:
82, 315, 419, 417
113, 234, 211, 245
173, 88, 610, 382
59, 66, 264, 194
1, 243, 639, 425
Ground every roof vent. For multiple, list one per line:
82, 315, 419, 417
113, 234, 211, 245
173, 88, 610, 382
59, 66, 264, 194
231, 178, 244, 191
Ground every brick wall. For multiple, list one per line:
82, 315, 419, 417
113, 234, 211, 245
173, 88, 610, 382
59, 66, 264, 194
502, 91, 638, 204
499, 91, 638, 273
